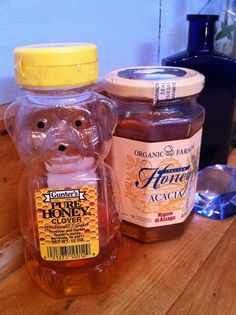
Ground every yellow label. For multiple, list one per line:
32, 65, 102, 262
35, 186, 99, 261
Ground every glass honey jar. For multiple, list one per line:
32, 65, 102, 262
105, 66, 205, 242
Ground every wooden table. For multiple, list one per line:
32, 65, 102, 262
0, 214, 235, 315
0, 105, 236, 315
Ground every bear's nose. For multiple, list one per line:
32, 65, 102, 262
58, 144, 67, 152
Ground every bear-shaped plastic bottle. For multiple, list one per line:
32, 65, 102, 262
5, 43, 122, 297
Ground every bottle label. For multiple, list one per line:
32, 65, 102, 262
112, 129, 202, 227
35, 185, 99, 261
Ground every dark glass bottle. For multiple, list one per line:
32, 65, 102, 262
163, 15, 236, 169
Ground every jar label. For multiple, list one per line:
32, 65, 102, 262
35, 186, 99, 261
153, 81, 177, 103
112, 129, 202, 227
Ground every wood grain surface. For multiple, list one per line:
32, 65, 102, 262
0, 130, 24, 239
0, 231, 24, 281
0, 105, 24, 279
0, 215, 235, 315
0, 104, 235, 314
167, 219, 236, 315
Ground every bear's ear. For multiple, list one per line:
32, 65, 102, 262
99, 98, 117, 134
4, 101, 20, 139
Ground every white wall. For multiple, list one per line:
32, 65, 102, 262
0, 0, 221, 104
158, 0, 222, 63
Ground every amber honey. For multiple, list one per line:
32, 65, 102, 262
5, 43, 122, 297
105, 66, 205, 242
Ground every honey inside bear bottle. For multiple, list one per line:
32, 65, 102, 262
5, 43, 122, 297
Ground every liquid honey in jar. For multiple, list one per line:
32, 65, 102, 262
4, 43, 122, 297
104, 66, 205, 242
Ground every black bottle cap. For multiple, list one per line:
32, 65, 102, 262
187, 14, 219, 21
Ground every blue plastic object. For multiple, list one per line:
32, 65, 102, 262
194, 164, 236, 219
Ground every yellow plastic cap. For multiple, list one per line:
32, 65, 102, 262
14, 43, 98, 88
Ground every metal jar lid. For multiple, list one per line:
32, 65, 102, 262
104, 66, 205, 102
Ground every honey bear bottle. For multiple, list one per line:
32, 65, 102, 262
4, 43, 122, 297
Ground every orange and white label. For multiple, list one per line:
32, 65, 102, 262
112, 129, 202, 227
35, 186, 99, 261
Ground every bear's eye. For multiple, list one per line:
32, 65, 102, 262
75, 119, 82, 127
37, 121, 46, 129
73, 114, 89, 129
